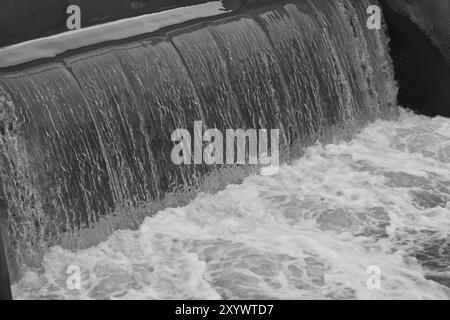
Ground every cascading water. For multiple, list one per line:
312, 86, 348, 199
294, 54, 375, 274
10, 107, 450, 300
0, 0, 404, 295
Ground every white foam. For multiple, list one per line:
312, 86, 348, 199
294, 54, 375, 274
12, 108, 450, 300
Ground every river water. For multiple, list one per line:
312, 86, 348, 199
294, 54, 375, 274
12, 108, 450, 300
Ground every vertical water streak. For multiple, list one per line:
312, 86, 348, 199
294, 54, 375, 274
171, 28, 244, 131
0, 65, 112, 266
207, 17, 296, 147
109, 39, 207, 190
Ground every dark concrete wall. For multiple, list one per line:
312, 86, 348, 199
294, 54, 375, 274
0, 0, 68, 47
70, 0, 211, 25
382, 1, 450, 117
384, 0, 450, 62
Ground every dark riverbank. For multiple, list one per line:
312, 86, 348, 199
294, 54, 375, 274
381, 1, 450, 117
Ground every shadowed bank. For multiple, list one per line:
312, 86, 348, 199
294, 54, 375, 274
381, 0, 450, 117
0, 0, 397, 285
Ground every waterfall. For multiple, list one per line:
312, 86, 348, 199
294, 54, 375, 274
0, 0, 397, 275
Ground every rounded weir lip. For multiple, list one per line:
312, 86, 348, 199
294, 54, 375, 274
0, 0, 277, 72
0, 1, 230, 71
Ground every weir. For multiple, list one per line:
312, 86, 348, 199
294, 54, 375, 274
381, 1, 450, 117
0, 0, 397, 284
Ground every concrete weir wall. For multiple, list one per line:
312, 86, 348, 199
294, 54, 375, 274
0, 0, 260, 48
0, 0, 397, 284
384, 0, 450, 62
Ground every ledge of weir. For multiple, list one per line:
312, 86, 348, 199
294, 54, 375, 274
0, 0, 288, 73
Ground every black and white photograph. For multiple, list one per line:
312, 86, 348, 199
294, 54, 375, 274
0, 0, 449, 304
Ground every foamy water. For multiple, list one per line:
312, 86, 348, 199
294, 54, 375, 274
12, 108, 450, 300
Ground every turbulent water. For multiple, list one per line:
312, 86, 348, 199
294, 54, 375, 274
0, 0, 396, 271
12, 108, 449, 300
